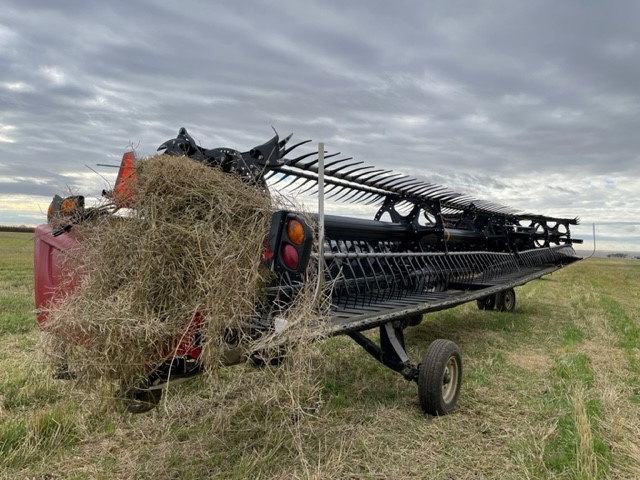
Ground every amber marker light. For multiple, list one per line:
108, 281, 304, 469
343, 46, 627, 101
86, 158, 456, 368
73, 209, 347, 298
287, 219, 305, 245
60, 197, 77, 214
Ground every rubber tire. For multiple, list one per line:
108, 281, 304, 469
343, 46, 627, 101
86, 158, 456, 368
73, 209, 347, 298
250, 346, 288, 367
418, 339, 462, 416
121, 386, 163, 414
495, 288, 516, 312
407, 314, 423, 327
476, 295, 496, 311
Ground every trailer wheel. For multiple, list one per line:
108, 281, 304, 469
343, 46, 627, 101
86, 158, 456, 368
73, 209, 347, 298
495, 288, 516, 312
250, 347, 287, 367
418, 339, 462, 416
121, 386, 162, 414
476, 295, 496, 310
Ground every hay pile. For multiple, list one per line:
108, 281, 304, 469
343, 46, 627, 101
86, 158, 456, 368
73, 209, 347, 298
43, 154, 298, 388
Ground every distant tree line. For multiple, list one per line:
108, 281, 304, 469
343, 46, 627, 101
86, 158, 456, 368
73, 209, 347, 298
0, 225, 35, 233
607, 253, 640, 260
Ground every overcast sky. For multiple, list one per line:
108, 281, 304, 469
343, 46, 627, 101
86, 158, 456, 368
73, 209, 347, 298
1, 0, 639, 252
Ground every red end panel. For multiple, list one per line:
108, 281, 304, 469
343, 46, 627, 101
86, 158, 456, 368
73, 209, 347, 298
113, 151, 137, 208
33, 224, 79, 328
172, 312, 204, 360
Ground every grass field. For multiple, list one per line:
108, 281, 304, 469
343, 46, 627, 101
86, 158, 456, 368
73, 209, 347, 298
1, 231, 639, 479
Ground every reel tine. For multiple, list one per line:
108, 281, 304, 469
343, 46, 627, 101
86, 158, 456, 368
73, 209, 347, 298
282, 139, 312, 157
327, 160, 362, 175
287, 151, 318, 166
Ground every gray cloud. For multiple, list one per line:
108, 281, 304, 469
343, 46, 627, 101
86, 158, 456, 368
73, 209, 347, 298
1, 0, 639, 250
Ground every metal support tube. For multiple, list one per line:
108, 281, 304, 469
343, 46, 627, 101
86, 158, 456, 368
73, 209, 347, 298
315, 142, 325, 303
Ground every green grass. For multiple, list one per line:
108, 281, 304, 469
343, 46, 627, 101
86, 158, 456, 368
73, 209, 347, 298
0, 232, 34, 336
1, 231, 640, 479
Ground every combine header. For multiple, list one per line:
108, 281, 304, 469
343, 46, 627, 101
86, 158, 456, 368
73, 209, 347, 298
36, 127, 582, 415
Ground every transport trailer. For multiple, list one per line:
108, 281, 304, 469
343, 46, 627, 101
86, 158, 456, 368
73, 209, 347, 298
36, 128, 582, 415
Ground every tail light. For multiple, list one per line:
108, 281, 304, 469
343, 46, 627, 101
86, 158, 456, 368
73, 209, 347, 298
47, 195, 85, 223
281, 243, 300, 270
286, 219, 306, 246
267, 212, 313, 274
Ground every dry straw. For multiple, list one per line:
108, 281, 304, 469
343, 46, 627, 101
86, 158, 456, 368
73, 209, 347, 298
42, 154, 325, 393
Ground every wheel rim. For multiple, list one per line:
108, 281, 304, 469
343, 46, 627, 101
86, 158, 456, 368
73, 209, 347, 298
441, 356, 460, 403
505, 291, 515, 310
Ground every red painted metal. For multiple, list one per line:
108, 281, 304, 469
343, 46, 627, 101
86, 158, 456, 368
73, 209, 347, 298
33, 223, 79, 328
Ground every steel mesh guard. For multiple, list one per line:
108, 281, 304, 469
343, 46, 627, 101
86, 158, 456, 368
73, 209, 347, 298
320, 242, 577, 311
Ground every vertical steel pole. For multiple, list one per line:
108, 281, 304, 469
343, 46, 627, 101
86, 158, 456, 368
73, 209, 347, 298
317, 142, 325, 299
588, 223, 597, 258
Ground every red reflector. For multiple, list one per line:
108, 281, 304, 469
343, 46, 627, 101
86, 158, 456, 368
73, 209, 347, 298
281, 243, 299, 270
263, 246, 274, 261
114, 151, 137, 207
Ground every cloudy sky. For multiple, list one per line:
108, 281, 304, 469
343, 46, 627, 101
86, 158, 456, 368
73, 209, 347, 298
1, 0, 639, 252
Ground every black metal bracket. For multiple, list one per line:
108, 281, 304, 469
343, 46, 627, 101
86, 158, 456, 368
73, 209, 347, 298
348, 322, 418, 382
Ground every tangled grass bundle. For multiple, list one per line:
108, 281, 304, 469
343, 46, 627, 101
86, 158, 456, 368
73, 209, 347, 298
43, 154, 280, 387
